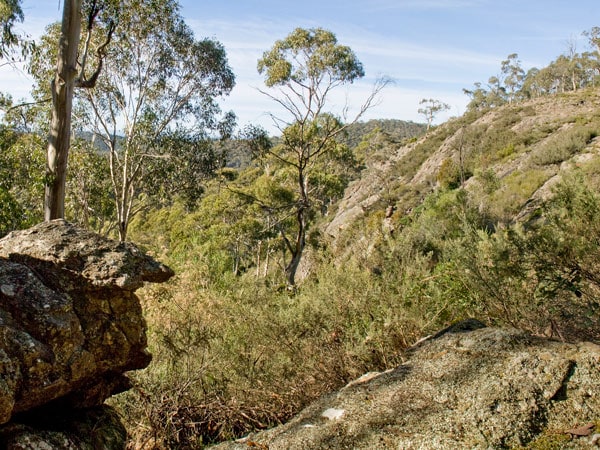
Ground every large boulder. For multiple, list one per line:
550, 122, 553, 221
0, 220, 173, 426
212, 320, 600, 449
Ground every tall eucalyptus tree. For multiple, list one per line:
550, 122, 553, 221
44, 0, 113, 220
33, 0, 235, 240
82, 0, 235, 241
256, 27, 386, 287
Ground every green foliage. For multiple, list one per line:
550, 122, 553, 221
0, 187, 24, 236
418, 98, 450, 129
476, 168, 501, 194
255, 27, 373, 285
112, 249, 446, 448
28, 0, 236, 240
488, 168, 551, 221
257, 27, 364, 87
0, 0, 32, 62
339, 119, 426, 150
436, 158, 462, 189
460, 174, 600, 339
0, 129, 44, 235
65, 139, 115, 233
531, 122, 599, 166
464, 29, 600, 111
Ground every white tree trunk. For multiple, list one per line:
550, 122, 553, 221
45, 0, 82, 220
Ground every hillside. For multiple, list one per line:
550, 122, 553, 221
326, 89, 600, 252
224, 119, 426, 169
115, 87, 600, 448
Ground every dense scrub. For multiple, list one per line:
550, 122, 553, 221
111, 104, 600, 447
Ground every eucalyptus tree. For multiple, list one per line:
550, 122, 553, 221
83, 0, 234, 241
418, 98, 450, 130
256, 27, 386, 287
32, 0, 235, 241
0, 0, 26, 62
500, 53, 525, 103
44, 0, 114, 220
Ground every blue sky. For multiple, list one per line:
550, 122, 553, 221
4, 0, 600, 132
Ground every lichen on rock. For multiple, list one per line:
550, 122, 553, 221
0, 220, 173, 446
211, 322, 600, 449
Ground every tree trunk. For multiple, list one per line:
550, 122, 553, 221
263, 242, 271, 278
45, 0, 82, 221
285, 168, 310, 287
118, 220, 127, 242
285, 200, 307, 287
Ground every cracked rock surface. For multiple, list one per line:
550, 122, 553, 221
0, 220, 173, 433
213, 321, 600, 449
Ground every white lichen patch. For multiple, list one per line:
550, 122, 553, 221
321, 408, 345, 420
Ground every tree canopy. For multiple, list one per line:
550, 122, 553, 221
0, 0, 24, 61
29, 0, 235, 240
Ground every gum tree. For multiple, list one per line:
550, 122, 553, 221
82, 0, 235, 241
418, 98, 450, 130
32, 0, 235, 240
256, 27, 386, 287
44, 0, 114, 220
0, 0, 23, 61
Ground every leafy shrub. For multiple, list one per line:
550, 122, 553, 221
112, 261, 433, 448
531, 123, 599, 166
477, 168, 501, 194
450, 174, 600, 340
436, 158, 462, 189
487, 168, 551, 222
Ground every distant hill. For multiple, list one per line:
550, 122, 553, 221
339, 118, 426, 149
225, 118, 427, 169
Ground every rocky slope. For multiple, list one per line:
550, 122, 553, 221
212, 320, 600, 449
326, 89, 600, 247
0, 220, 173, 448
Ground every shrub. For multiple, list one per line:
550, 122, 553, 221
436, 158, 462, 189
531, 123, 599, 166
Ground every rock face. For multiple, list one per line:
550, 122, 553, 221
0, 405, 127, 449
0, 220, 173, 445
213, 321, 600, 449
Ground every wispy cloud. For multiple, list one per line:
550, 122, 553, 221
185, 15, 495, 131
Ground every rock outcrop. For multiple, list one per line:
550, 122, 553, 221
0, 220, 173, 447
213, 320, 600, 449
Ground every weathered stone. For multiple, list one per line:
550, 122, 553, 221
0, 405, 126, 450
212, 323, 600, 449
0, 220, 173, 425
0, 219, 173, 291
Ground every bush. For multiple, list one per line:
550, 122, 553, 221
531, 123, 599, 166
436, 158, 462, 189
449, 174, 600, 340
111, 262, 431, 448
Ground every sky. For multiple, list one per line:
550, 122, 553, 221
3, 0, 600, 133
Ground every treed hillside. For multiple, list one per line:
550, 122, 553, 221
223, 119, 426, 169
337, 118, 426, 149
327, 89, 600, 253
2, 8, 600, 444
106, 86, 600, 448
